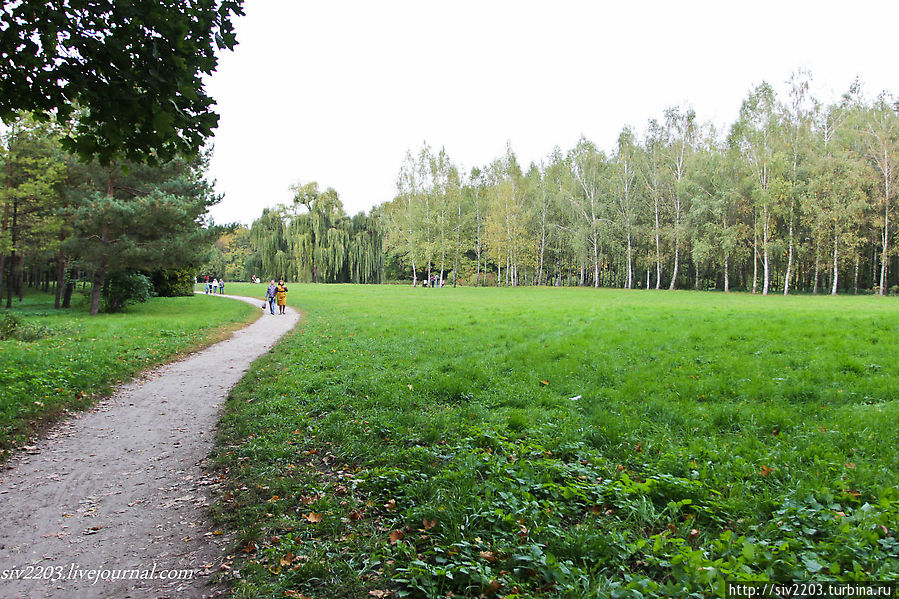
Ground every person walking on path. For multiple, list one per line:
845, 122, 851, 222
219, 278, 225, 295
265, 280, 277, 315
212, 278, 219, 294
275, 280, 288, 315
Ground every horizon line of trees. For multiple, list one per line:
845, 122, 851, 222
213, 73, 899, 296
379, 74, 899, 295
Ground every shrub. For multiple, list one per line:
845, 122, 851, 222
102, 271, 152, 313
0, 312, 54, 341
149, 268, 195, 297
0, 313, 21, 340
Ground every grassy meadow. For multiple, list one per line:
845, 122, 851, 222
210, 283, 899, 598
0, 289, 257, 455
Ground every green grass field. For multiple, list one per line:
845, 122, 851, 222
0, 289, 257, 455
210, 284, 899, 598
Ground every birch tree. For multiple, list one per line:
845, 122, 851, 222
859, 94, 899, 295
730, 84, 784, 294
612, 127, 639, 289
779, 70, 816, 295
569, 137, 610, 287
643, 120, 666, 289
662, 107, 697, 290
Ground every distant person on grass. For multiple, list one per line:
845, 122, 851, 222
265, 280, 277, 315
275, 280, 288, 315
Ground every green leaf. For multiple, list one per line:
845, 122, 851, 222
802, 556, 823, 573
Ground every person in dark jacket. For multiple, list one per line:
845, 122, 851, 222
265, 280, 277, 314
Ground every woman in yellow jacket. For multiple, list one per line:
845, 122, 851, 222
275, 280, 288, 315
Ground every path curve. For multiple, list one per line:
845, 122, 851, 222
0, 294, 299, 598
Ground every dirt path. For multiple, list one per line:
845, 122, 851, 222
0, 294, 299, 599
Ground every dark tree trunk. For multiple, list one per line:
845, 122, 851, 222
62, 268, 74, 309
90, 265, 105, 316
55, 253, 66, 309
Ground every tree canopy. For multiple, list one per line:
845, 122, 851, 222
0, 0, 244, 164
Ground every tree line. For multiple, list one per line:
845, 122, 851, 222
1, 115, 221, 314
379, 76, 899, 294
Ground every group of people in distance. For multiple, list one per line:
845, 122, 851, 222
264, 279, 289, 315
423, 274, 443, 288
203, 276, 225, 294
200, 275, 288, 315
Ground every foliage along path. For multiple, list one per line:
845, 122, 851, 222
0, 294, 299, 598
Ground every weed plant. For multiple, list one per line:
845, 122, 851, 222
212, 284, 899, 598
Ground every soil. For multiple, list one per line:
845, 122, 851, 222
0, 295, 299, 598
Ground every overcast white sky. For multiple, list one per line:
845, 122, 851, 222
204, 0, 899, 225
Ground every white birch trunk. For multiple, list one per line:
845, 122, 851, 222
784, 215, 794, 295
832, 229, 839, 296
668, 195, 681, 290
654, 197, 662, 288
724, 255, 730, 293
475, 188, 482, 286
762, 204, 770, 295
813, 236, 820, 295
752, 223, 758, 294
880, 196, 889, 295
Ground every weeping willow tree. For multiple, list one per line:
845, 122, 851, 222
290, 182, 346, 283
247, 182, 382, 284
346, 211, 384, 284
250, 207, 294, 280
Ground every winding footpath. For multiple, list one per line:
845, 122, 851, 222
0, 295, 299, 598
